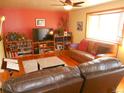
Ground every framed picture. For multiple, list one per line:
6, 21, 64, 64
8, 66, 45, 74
77, 21, 83, 31
36, 19, 45, 26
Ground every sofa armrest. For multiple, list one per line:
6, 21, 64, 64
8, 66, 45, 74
82, 67, 124, 93
69, 43, 79, 49
95, 53, 116, 59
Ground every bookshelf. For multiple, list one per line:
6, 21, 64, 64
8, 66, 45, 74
4, 40, 33, 58
54, 34, 72, 50
4, 32, 72, 58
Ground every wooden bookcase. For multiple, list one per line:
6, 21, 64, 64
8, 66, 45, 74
54, 32, 72, 50
54, 36, 72, 50
4, 40, 33, 58
4, 32, 72, 58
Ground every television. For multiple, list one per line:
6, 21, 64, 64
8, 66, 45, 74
32, 28, 54, 41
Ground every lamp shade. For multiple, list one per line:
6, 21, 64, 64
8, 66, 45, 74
1, 16, 5, 22
0, 16, 5, 41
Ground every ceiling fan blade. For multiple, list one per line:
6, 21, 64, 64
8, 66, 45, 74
73, 1, 84, 6
65, 0, 72, 4
51, 4, 64, 6
73, 5, 82, 7
59, 0, 65, 4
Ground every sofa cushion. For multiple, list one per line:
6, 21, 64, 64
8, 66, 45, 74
87, 41, 97, 56
96, 44, 112, 54
78, 39, 89, 51
78, 57, 122, 75
70, 49, 95, 60
69, 49, 95, 63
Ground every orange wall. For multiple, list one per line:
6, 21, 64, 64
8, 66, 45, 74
0, 8, 68, 39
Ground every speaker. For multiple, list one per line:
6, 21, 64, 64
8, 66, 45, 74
32, 28, 39, 42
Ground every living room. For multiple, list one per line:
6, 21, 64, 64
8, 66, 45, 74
0, 0, 124, 93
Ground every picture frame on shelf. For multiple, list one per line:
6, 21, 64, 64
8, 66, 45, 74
36, 19, 45, 26
57, 45, 63, 50
64, 32, 67, 36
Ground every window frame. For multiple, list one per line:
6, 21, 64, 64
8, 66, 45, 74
86, 9, 124, 44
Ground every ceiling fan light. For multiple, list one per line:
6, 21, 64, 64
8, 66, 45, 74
64, 5, 72, 10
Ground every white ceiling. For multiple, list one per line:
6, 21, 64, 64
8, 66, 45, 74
0, 0, 117, 11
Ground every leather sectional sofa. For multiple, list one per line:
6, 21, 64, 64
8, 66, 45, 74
69, 39, 117, 63
2, 57, 124, 93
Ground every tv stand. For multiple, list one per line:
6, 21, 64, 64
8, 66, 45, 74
33, 40, 55, 54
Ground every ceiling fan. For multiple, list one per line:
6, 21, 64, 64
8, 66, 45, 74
52, 0, 85, 10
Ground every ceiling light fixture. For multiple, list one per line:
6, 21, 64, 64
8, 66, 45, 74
64, 5, 73, 10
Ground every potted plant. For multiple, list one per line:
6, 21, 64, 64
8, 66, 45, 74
55, 28, 64, 36
55, 17, 68, 36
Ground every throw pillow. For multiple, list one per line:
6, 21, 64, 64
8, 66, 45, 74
87, 42, 97, 56
90, 44, 98, 56
78, 39, 89, 51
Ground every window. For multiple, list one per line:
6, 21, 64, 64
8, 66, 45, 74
86, 11, 124, 43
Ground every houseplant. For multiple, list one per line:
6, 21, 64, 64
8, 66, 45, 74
55, 17, 68, 36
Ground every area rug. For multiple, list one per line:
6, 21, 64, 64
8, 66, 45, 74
23, 56, 67, 73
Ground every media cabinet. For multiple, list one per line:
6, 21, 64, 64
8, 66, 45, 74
4, 36, 72, 58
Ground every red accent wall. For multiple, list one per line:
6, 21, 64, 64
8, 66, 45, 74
0, 8, 68, 39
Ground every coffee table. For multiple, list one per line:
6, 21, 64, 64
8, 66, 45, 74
37, 56, 67, 70
23, 56, 67, 73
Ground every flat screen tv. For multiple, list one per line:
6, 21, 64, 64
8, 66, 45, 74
32, 28, 53, 41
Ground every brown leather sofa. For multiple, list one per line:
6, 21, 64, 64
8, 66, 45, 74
69, 39, 117, 63
79, 57, 124, 93
2, 57, 124, 93
2, 66, 83, 93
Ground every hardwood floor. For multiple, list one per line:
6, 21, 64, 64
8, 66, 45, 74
0, 51, 79, 80
0, 51, 124, 92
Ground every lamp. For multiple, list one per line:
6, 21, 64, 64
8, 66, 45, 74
116, 34, 124, 58
49, 30, 54, 35
1, 16, 5, 22
49, 28, 54, 35
122, 38, 124, 47
121, 24, 124, 47
64, 5, 73, 10
0, 16, 5, 41
0, 16, 5, 74
116, 36, 123, 57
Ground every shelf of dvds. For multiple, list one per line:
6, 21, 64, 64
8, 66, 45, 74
54, 35, 72, 50
4, 40, 33, 58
